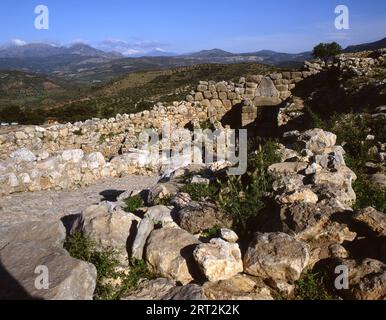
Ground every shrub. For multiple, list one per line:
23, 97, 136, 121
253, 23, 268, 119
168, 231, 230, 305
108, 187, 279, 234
64, 233, 155, 300
295, 271, 335, 300
64, 232, 121, 300
181, 183, 218, 202
124, 195, 145, 213
312, 42, 342, 63
216, 140, 280, 233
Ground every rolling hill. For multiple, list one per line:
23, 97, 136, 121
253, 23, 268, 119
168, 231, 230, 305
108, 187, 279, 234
0, 62, 280, 124
344, 37, 386, 53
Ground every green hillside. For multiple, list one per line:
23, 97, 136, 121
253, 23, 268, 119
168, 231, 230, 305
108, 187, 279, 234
0, 62, 281, 124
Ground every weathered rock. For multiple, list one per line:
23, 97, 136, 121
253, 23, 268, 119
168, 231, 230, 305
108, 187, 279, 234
353, 207, 386, 236
277, 188, 318, 204
194, 238, 243, 282
330, 258, 386, 300
177, 202, 232, 234
243, 232, 309, 283
298, 129, 337, 153
202, 274, 273, 300
220, 229, 239, 243
191, 175, 210, 185
122, 278, 176, 300
0, 220, 66, 249
147, 182, 180, 205
171, 192, 192, 210
312, 166, 357, 205
131, 205, 178, 260
61, 149, 84, 163
0, 242, 96, 300
85, 152, 106, 169
255, 77, 279, 97
253, 96, 282, 107
131, 218, 154, 261
144, 205, 177, 228
272, 173, 305, 193
163, 284, 206, 300
145, 228, 201, 285
81, 203, 140, 264
268, 162, 308, 178
10, 148, 36, 163
278, 202, 356, 265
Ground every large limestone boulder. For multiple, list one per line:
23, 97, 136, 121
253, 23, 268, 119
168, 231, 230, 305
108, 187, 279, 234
0, 221, 96, 300
81, 203, 140, 264
0, 221, 66, 249
243, 232, 309, 284
193, 238, 243, 282
277, 202, 356, 265
177, 202, 232, 234
202, 275, 273, 300
329, 258, 386, 300
131, 206, 177, 260
0, 242, 97, 300
145, 228, 201, 285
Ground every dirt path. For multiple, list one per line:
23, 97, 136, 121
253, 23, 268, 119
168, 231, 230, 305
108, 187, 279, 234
0, 175, 158, 227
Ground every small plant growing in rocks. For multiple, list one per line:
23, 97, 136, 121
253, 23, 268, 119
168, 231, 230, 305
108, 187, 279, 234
216, 140, 280, 233
295, 271, 335, 300
181, 183, 218, 202
200, 226, 221, 239
124, 195, 145, 213
199, 120, 215, 131
64, 232, 155, 300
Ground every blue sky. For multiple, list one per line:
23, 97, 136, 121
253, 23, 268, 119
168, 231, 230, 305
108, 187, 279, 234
1, 0, 385, 54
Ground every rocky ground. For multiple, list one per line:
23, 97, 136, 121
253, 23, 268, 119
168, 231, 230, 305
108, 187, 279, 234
0, 50, 385, 301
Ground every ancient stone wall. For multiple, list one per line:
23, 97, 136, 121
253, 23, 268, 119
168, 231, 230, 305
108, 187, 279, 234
1, 51, 384, 195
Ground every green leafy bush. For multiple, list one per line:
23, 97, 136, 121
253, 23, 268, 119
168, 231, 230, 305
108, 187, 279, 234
64, 232, 155, 300
124, 195, 145, 213
181, 183, 218, 202
216, 140, 280, 233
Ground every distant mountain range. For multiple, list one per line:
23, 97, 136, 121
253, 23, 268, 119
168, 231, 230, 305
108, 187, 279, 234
344, 37, 386, 53
0, 43, 123, 59
0, 37, 384, 84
